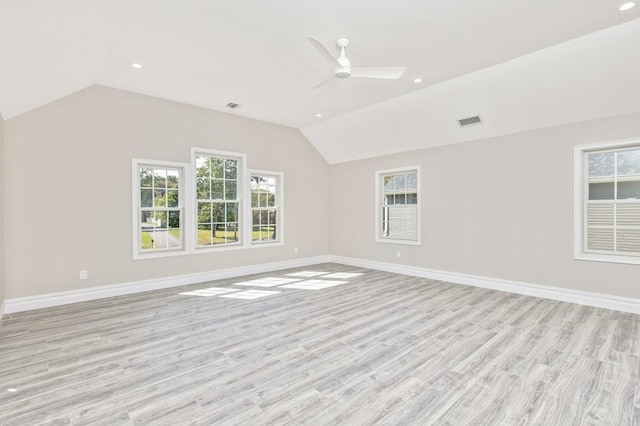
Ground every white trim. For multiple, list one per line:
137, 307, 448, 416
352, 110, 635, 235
4, 256, 331, 314
375, 166, 421, 245
577, 138, 640, 153
330, 255, 640, 315
132, 158, 190, 260
573, 144, 584, 262
193, 242, 245, 254
190, 146, 249, 160
574, 252, 640, 265
249, 242, 285, 249
573, 139, 640, 265
191, 147, 248, 252
248, 169, 284, 247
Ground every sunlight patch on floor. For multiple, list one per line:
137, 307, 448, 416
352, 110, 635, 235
219, 290, 281, 299
179, 287, 240, 297
178, 270, 365, 299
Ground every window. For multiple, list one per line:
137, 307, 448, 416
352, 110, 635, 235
193, 148, 246, 249
250, 171, 283, 245
132, 159, 187, 259
575, 140, 640, 264
375, 167, 421, 245
133, 149, 284, 258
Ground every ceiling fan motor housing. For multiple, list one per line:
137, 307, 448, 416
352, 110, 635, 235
335, 68, 351, 78
335, 39, 352, 78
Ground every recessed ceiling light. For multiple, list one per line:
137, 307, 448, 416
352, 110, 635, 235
131, 63, 142, 69
619, 2, 636, 10
315, 113, 323, 118
413, 78, 423, 83
6, 388, 17, 392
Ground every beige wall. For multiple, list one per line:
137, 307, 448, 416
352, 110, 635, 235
330, 113, 640, 299
4, 85, 640, 302
3, 85, 330, 299
0, 113, 4, 311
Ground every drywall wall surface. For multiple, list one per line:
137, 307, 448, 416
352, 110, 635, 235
329, 113, 640, 299
4, 85, 330, 298
0, 113, 4, 312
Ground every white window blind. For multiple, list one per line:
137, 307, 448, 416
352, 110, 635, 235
384, 204, 418, 240
376, 167, 420, 244
582, 145, 640, 259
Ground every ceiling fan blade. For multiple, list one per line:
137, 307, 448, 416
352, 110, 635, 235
350, 67, 407, 79
307, 37, 342, 69
312, 74, 335, 90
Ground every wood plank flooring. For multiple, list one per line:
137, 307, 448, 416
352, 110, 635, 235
1, 263, 639, 425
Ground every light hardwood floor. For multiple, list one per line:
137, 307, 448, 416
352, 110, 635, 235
1, 263, 639, 425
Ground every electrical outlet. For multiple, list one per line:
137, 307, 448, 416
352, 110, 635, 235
396, 250, 401, 258
294, 247, 299, 254
79, 270, 88, 280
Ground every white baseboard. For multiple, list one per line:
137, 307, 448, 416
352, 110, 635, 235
329, 255, 640, 315
6, 254, 640, 315
4, 255, 331, 314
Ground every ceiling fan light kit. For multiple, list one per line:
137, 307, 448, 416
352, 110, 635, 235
307, 36, 407, 88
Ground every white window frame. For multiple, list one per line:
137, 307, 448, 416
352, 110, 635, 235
375, 166, 421, 245
132, 159, 191, 260
249, 170, 284, 248
191, 147, 248, 253
574, 138, 640, 265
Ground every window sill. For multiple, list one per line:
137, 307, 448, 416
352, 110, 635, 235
250, 241, 284, 249
574, 252, 640, 266
194, 243, 247, 254
375, 238, 421, 246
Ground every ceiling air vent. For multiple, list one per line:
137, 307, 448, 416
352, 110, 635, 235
226, 102, 241, 109
458, 115, 482, 128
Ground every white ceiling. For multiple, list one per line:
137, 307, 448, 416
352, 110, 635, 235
1, 0, 639, 163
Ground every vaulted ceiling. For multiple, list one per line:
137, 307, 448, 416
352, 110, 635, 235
1, 0, 639, 163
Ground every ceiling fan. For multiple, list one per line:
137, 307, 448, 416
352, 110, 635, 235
307, 37, 407, 88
